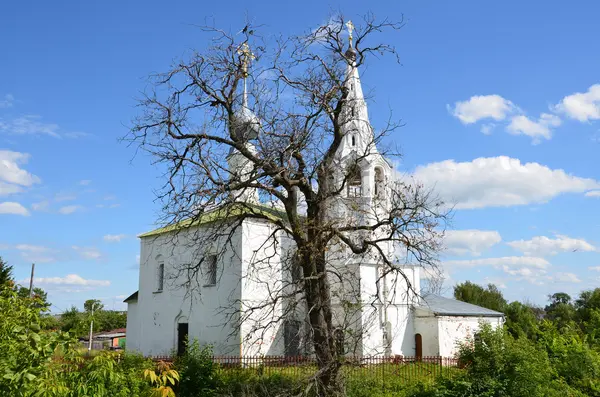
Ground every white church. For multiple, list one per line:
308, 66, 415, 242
124, 27, 503, 359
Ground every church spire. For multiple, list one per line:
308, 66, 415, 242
338, 20, 374, 158
227, 42, 260, 203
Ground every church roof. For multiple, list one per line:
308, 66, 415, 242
123, 291, 138, 303
137, 202, 290, 238
419, 294, 504, 317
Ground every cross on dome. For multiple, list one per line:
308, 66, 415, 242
346, 20, 355, 48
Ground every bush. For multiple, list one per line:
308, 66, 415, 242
406, 324, 585, 397
175, 340, 222, 397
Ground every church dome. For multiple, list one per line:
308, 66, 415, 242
231, 102, 260, 141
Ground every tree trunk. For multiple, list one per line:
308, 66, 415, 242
302, 249, 345, 396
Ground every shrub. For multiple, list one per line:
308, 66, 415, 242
175, 340, 222, 397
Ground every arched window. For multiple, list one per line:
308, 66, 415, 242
155, 255, 164, 292
374, 167, 385, 197
347, 165, 362, 197
351, 135, 356, 147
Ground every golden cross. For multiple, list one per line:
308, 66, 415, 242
346, 20, 355, 47
237, 42, 255, 78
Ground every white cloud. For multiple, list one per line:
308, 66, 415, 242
31, 274, 110, 288
0, 181, 24, 196
0, 115, 61, 138
54, 192, 77, 202
585, 190, 600, 197
31, 200, 49, 211
555, 84, 600, 122
499, 265, 547, 285
15, 244, 57, 263
506, 113, 562, 144
15, 244, 49, 252
79, 179, 92, 186
0, 150, 41, 193
449, 95, 516, 124
507, 234, 596, 256
103, 234, 126, 243
0, 94, 14, 108
553, 272, 581, 283
59, 205, 83, 215
445, 256, 550, 269
444, 229, 502, 256
480, 123, 495, 135
413, 156, 600, 209
72, 245, 101, 260
589, 266, 600, 272
0, 202, 30, 216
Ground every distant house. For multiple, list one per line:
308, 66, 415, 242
81, 328, 127, 350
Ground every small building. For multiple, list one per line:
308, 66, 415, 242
414, 294, 504, 357
81, 328, 127, 350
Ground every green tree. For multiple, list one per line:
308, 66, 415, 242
545, 292, 576, 331
84, 299, 104, 313
0, 256, 13, 287
453, 281, 507, 312
505, 301, 541, 340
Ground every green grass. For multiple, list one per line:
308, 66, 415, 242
216, 362, 462, 397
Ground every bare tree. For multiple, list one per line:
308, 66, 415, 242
129, 14, 447, 396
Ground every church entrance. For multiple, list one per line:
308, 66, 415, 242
177, 323, 189, 356
415, 333, 422, 360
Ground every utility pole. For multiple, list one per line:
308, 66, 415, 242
28, 263, 35, 298
88, 302, 96, 353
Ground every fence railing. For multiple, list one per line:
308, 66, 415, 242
149, 355, 460, 383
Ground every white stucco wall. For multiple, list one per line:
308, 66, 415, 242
413, 315, 439, 357
437, 316, 503, 357
125, 300, 140, 352
131, 222, 243, 356
127, 217, 292, 358
239, 219, 284, 356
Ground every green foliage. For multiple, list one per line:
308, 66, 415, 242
0, 256, 13, 287
144, 360, 179, 397
174, 341, 221, 397
0, 286, 73, 396
0, 283, 161, 397
453, 281, 507, 312
84, 298, 104, 312
504, 301, 541, 340
57, 304, 127, 338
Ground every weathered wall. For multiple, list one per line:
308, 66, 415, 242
437, 316, 503, 357
131, 222, 243, 356
413, 315, 439, 356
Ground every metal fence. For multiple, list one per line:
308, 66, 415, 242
149, 355, 460, 383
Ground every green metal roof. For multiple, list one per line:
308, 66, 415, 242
137, 202, 290, 238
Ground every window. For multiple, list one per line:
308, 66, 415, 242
291, 255, 302, 283
351, 135, 356, 147
156, 263, 164, 292
351, 106, 355, 117
374, 167, 384, 197
284, 320, 302, 357
346, 165, 362, 197
205, 255, 217, 286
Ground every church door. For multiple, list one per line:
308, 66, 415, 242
415, 333, 422, 360
177, 323, 189, 356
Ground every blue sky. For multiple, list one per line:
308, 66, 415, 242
1, 0, 599, 312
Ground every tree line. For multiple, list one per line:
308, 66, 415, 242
0, 256, 126, 338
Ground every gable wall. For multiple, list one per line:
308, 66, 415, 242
133, 223, 243, 356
